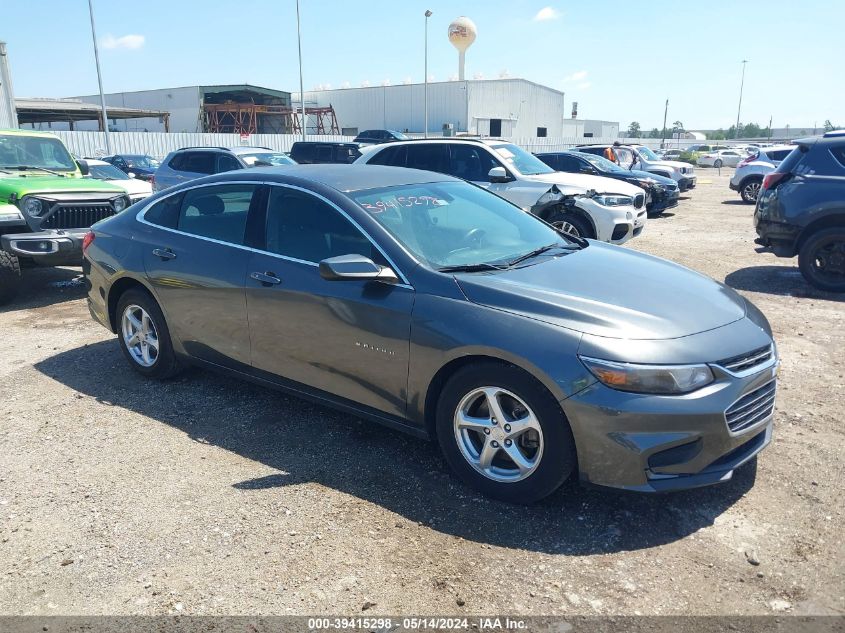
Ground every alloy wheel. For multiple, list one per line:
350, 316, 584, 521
453, 387, 544, 483
552, 220, 580, 238
743, 181, 761, 202
121, 304, 160, 367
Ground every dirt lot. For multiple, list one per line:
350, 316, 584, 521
1, 168, 843, 617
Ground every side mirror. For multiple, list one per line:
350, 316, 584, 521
488, 166, 511, 183
128, 171, 137, 178
76, 159, 89, 176
319, 254, 399, 283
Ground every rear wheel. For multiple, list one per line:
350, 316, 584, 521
798, 228, 845, 292
435, 362, 577, 503
0, 251, 22, 305
714, 159, 723, 168
116, 288, 181, 378
740, 177, 762, 204
547, 209, 595, 239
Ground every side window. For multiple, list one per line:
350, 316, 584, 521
264, 187, 383, 264
181, 152, 215, 175
830, 146, 845, 169
316, 145, 334, 162
769, 149, 792, 162
368, 145, 406, 166
216, 153, 241, 173
167, 153, 185, 171
144, 193, 183, 229
447, 144, 501, 181
176, 185, 257, 245
406, 144, 449, 173
558, 155, 582, 172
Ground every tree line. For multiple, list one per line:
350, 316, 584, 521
625, 119, 839, 140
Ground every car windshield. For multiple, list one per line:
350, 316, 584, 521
0, 133, 77, 172
388, 131, 409, 140
636, 146, 660, 160
491, 143, 555, 175
239, 152, 296, 166
88, 164, 129, 180
350, 181, 577, 269
577, 152, 627, 173
124, 155, 160, 169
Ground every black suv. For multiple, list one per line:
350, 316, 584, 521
536, 150, 680, 217
289, 141, 361, 164
755, 130, 845, 292
352, 129, 409, 144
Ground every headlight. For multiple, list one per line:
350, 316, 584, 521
579, 356, 715, 395
21, 196, 44, 216
112, 196, 128, 212
593, 194, 632, 207
536, 189, 563, 205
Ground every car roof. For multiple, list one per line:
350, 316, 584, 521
195, 164, 457, 193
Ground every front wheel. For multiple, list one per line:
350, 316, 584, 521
546, 209, 595, 240
714, 159, 723, 168
116, 288, 181, 378
435, 362, 577, 503
798, 228, 845, 292
0, 251, 22, 305
740, 178, 762, 204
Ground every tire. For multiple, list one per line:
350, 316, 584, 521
115, 288, 181, 379
714, 159, 723, 169
0, 251, 22, 305
740, 177, 762, 204
546, 209, 595, 239
798, 227, 845, 293
435, 362, 577, 504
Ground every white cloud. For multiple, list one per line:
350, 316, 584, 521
533, 7, 560, 21
564, 70, 588, 82
100, 34, 145, 50
576, 81, 592, 90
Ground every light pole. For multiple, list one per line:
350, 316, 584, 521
87, 0, 111, 154
296, 0, 306, 142
424, 10, 432, 138
734, 59, 748, 140
660, 98, 668, 148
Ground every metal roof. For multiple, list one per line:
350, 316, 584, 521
15, 98, 168, 123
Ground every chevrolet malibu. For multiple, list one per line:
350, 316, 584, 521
83, 165, 778, 503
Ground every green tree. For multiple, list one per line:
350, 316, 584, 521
627, 121, 641, 138
824, 120, 837, 132
708, 128, 727, 140
742, 123, 762, 138
648, 127, 661, 138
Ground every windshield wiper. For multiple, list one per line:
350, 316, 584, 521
438, 262, 506, 273
5, 165, 66, 177
507, 243, 576, 267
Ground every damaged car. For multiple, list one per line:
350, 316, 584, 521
355, 138, 647, 244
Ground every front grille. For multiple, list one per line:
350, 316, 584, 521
725, 380, 776, 432
41, 204, 115, 230
718, 345, 773, 374
633, 193, 645, 209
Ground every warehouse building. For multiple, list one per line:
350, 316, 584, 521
300, 78, 572, 137
71, 84, 294, 133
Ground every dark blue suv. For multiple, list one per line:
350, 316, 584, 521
755, 130, 845, 292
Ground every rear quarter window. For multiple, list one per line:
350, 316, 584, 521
829, 146, 845, 170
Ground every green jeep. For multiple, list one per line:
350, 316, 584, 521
0, 129, 131, 304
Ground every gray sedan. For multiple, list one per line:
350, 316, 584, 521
82, 165, 778, 503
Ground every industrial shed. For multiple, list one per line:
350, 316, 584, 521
300, 78, 568, 137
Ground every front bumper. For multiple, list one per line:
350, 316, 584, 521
562, 358, 778, 492
0, 229, 87, 265
579, 199, 641, 245
677, 175, 697, 191
648, 188, 680, 213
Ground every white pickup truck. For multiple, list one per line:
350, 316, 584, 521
577, 143, 697, 192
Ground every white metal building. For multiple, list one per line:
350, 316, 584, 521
299, 78, 569, 137
0, 42, 18, 129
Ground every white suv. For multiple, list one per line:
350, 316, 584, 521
729, 145, 795, 204
355, 139, 647, 244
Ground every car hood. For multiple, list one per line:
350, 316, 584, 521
627, 169, 677, 186
649, 159, 691, 171
521, 172, 644, 197
454, 242, 747, 340
106, 177, 152, 196
0, 173, 125, 197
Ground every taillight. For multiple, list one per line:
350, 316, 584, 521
762, 172, 789, 191
82, 231, 95, 252
737, 153, 757, 168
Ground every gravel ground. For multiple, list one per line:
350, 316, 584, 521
0, 167, 842, 617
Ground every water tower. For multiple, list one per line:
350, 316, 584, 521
448, 17, 477, 81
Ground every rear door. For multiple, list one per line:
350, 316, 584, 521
139, 182, 263, 368
244, 185, 414, 417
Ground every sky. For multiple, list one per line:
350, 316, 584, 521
3, 0, 843, 131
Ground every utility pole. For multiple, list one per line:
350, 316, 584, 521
296, 0, 306, 141
424, 10, 432, 138
660, 99, 668, 148
734, 60, 748, 140
87, 0, 111, 153
768, 115, 773, 141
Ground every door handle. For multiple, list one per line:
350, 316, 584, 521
152, 248, 176, 261
250, 271, 282, 286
